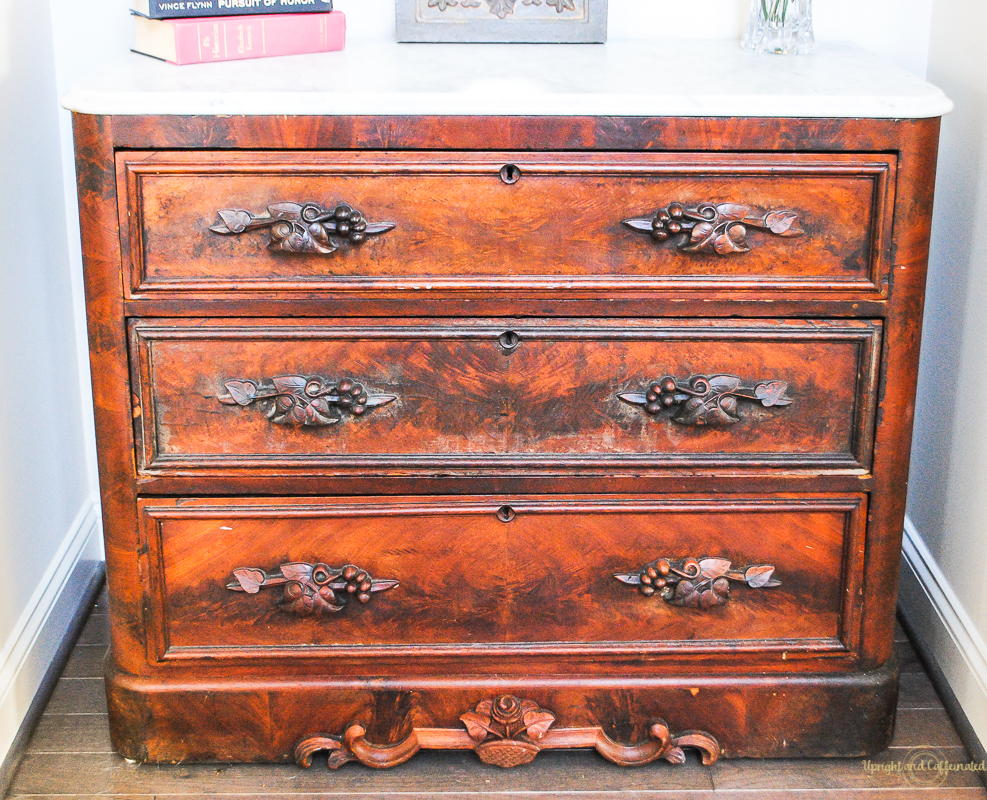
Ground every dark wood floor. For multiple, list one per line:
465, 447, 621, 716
6, 587, 987, 799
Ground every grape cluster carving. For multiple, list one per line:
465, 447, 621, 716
615, 557, 781, 609
623, 201, 802, 256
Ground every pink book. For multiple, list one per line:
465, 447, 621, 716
133, 11, 344, 64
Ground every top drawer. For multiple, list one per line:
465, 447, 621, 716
117, 151, 895, 298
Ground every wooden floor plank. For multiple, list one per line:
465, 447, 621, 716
25, 713, 114, 754
898, 641, 925, 674
7, 598, 986, 800
7, 751, 713, 796
899, 672, 946, 710
75, 613, 109, 646
889, 708, 966, 749
42, 678, 107, 715
59, 645, 107, 679
710, 748, 983, 791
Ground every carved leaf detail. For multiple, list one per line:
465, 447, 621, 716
715, 203, 751, 221
212, 209, 254, 234
745, 565, 781, 588
698, 558, 732, 580
271, 375, 307, 396
754, 380, 792, 407
623, 217, 654, 232
281, 563, 316, 583
221, 380, 258, 406
268, 202, 304, 220
707, 375, 741, 393
522, 710, 556, 740
764, 210, 802, 235
231, 568, 267, 594
365, 394, 397, 409
616, 392, 648, 406
461, 712, 495, 742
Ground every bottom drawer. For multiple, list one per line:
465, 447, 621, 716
139, 494, 866, 664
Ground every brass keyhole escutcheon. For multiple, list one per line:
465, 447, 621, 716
500, 164, 521, 185
497, 505, 516, 523
498, 331, 521, 352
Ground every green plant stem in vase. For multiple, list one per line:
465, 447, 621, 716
742, 0, 814, 55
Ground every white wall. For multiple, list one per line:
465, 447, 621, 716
337, 0, 932, 76
899, 0, 987, 754
0, 0, 104, 784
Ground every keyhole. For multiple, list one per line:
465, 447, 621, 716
498, 331, 521, 352
497, 505, 516, 523
500, 164, 521, 185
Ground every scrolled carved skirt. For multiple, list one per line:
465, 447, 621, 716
294, 696, 721, 770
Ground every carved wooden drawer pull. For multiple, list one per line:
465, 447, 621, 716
210, 201, 395, 254
295, 694, 720, 770
623, 201, 802, 255
227, 561, 399, 616
218, 375, 396, 427
615, 556, 781, 608
619, 373, 792, 425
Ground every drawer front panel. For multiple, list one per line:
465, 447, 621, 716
140, 494, 866, 662
120, 151, 894, 295
131, 318, 881, 473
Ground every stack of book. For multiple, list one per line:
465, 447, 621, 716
131, 0, 344, 65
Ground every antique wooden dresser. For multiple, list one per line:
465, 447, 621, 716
64, 40, 950, 769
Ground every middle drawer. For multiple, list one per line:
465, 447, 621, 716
130, 317, 881, 475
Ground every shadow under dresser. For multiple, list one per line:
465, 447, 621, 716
62, 39, 951, 770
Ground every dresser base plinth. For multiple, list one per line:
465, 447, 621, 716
105, 661, 897, 765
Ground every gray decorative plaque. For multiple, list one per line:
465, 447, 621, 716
396, 0, 607, 43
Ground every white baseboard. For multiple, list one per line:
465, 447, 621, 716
899, 515, 987, 749
0, 496, 103, 775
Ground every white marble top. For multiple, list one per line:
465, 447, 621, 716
61, 38, 951, 118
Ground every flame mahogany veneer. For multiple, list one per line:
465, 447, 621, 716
73, 113, 940, 768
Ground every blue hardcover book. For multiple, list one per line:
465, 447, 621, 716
132, 0, 332, 19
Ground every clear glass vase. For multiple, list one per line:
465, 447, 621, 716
742, 0, 814, 55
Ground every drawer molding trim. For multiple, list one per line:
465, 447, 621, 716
619, 373, 792, 425
227, 561, 399, 615
623, 201, 802, 255
210, 201, 395, 255
218, 375, 396, 427
294, 694, 721, 770
615, 556, 781, 608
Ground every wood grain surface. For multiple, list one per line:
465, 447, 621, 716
137, 494, 864, 662
70, 111, 942, 766
118, 151, 894, 296
130, 317, 881, 473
